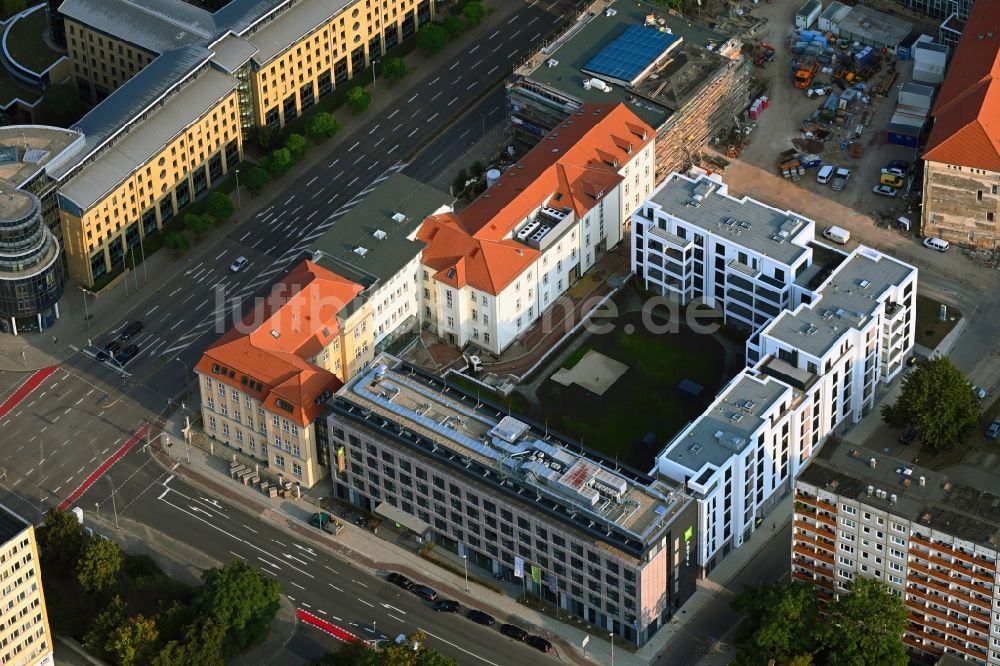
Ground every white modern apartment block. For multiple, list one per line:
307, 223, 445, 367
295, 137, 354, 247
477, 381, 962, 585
632, 172, 818, 334
417, 102, 656, 355
640, 174, 918, 573
795, 439, 999, 664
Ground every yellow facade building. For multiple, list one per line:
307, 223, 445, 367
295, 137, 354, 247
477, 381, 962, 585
0, 504, 53, 666
48, 0, 435, 287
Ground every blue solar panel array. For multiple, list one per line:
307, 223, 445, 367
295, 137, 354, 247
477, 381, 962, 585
583, 25, 678, 84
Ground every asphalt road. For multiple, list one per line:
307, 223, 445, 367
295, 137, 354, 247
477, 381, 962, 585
79, 443, 555, 666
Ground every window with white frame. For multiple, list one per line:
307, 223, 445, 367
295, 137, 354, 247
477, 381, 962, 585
292, 462, 302, 477
274, 454, 285, 469
208, 416, 217, 430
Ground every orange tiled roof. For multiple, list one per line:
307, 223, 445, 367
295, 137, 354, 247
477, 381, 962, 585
923, 3, 1000, 170
196, 260, 363, 425
418, 102, 653, 294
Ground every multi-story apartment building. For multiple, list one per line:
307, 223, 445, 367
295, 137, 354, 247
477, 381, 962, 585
921, 1, 1000, 249
632, 173, 817, 334
417, 102, 655, 355
639, 174, 917, 573
0, 504, 53, 666
306, 172, 453, 354
794, 439, 1000, 665
195, 259, 372, 487
326, 353, 699, 646
507, 0, 753, 184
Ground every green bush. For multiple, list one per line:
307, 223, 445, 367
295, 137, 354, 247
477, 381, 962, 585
263, 147, 295, 177
306, 112, 339, 141
164, 232, 189, 252
183, 213, 210, 237
284, 133, 308, 160
204, 191, 234, 224
443, 15, 465, 39
463, 1, 485, 26
244, 167, 269, 195
381, 57, 409, 84
416, 24, 449, 55
345, 86, 371, 114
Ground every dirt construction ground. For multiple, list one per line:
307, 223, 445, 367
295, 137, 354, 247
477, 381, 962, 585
714, 0, 941, 259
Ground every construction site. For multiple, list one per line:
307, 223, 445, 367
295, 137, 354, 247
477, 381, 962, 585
506, 0, 763, 184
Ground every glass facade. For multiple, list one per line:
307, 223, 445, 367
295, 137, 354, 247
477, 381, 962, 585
0, 190, 65, 333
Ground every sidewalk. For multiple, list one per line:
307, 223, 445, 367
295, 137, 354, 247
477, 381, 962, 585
0, 0, 521, 375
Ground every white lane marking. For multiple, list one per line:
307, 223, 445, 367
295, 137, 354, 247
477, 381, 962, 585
407, 128, 418, 138
215, 250, 226, 260
387, 109, 398, 119
358, 598, 374, 608
487, 65, 499, 76
352, 580, 368, 588
488, 30, 499, 39
323, 565, 338, 574
507, 15, 517, 24
242, 523, 258, 534
431, 91, 442, 101
301, 602, 312, 608
421, 628, 500, 665
428, 112, 438, 122
348, 141, 360, 151
373, 137, 384, 148
449, 61, 459, 71
272, 539, 288, 547
531, 32, 541, 41
388, 144, 398, 153
229, 550, 245, 560
306, 176, 318, 187
145, 305, 159, 316
347, 176, 359, 187
448, 96, 458, 105
240, 230, 252, 241
291, 581, 305, 590
469, 44, 480, 54
316, 609, 327, 615
466, 82, 476, 90
407, 93, 418, 103
369, 123, 380, 134
429, 76, 439, 85
328, 583, 343, 592
258, 557, 281, 569
389, 614, 404, 622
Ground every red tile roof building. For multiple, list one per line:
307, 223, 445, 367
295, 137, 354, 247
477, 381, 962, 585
417, 102, 655, 354
921, 2, 1000, 246
195, 260, 373, 487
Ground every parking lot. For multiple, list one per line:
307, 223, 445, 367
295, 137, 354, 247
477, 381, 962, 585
730, 0, 941, 232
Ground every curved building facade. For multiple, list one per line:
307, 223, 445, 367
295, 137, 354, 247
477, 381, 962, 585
0, 189, 64, 334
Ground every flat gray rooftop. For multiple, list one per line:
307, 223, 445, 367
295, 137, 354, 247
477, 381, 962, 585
0, 126, 83, 190
309, 173, 451, 288
0, 189, 34, 219
837, 6, 914, 48
646, 174, 814, 266
515, 0, 728, 129
335, 354, 689, 547
764, 247, 915, 358
661, 371, 789, 474
799, 440, 1000, 550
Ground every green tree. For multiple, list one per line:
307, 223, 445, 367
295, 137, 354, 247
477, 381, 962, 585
307, 112, 339, 141
38, 508, 84, 570
284, 133, 308, 160
182, 213, 210, 238
196, 560, 280, 653
462, 1, 485, 26
823, 578, 907, 666
164, 232, 189, 252
442, 16, 464, 39
416, 24, 449, 55
452, 168, 468, 195
307, 640, 375, 665
731, 582, 822, 665
151, 618, 226, 666
255, 125, 280, 150
263, 147, 294, 177
84, 595, 128, 658
345, 86, 371, 114
381, 57, 409, 84
76, 538, 124, 594
244, 166, 269, 195
204, 191, 234, 224
108, 614, 159, 666
881, 355, 981, 453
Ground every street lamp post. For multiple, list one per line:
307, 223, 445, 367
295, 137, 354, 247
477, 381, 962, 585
610, 632, 614, 664
176, 356, 190, 397
371, 59, 377, 88
462, 554, 469, 591
80, 287, 90, 329
234, 169, 242, 209
109, 475, 119, 530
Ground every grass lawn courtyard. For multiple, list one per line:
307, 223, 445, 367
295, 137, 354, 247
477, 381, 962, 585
914, 294, 961, 350
534, 311, 728, 471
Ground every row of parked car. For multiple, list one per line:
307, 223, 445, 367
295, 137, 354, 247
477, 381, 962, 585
385, 572, 553, 653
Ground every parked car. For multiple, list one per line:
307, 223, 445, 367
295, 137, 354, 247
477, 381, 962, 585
898, 426, 917, 445
872, 184, 898, 198
923, 237, 950, 252
499, 624, 529, 641
969, 384, 989, 400
433, 599, 460, 613
526, 635, 553, 653
120, 320, 143, 339
386, 572, 413, 590
97, 339, 121, 362
881, 166, 907, 178
887, 159, 910, 172
230, 256, 249, 272
309, 512, 343, 534
466, 609, 495, 626
411, 584, 437, 601
117, 344, 140, 364
987, 421, 1000, 440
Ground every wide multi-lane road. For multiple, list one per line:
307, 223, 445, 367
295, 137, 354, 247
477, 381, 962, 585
76, 440, 553, 665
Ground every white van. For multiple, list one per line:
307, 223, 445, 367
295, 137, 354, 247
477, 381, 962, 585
816, 165, 834, 184
922, 237, 950, 252
823, 226, 851, 245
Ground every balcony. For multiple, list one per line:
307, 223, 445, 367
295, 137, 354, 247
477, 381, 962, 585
902, 632, 942, 656
906, 578, 992, 621
793, 557, 834, 580
906, 598, 991, 634
792, 569, 834, 590
794, 532, 836, 554
794, 492, 838, 513
793, 518, 836, 539
793, 543, 835, 566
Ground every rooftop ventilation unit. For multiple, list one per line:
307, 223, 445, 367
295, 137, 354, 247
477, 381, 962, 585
373, 229, 387, 240
546, 58, 559, 67
354, 246, 369, 257
723, 217, 737, 227
391, 212, 406, 223
859, 279, 871, 289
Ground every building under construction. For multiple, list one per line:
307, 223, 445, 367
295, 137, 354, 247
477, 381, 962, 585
507, 0, 757, 183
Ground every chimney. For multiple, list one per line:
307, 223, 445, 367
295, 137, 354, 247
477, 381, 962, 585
869, 457, 877, 469
918, 475, 926, 487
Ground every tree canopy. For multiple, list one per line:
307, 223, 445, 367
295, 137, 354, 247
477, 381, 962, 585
164, 232, 190, 252
308, 630, 456, 666
244, 166, 269, 195
462, 1, 485, 26
381, 57, 409, 84
284, 133, 308, 160
416, 24, 449, 55
182, 213, 211, 237
39, 508, 85, 570
346, 86, 372, 114
881, 355, 981, 453
732, 579, 906, 666
264, 147, 295, 176
76, 538, 124, 594
204, 191, 234, 223
442, 16, 464, 39
195, 560, 280, 654
307, 112, 339, 141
